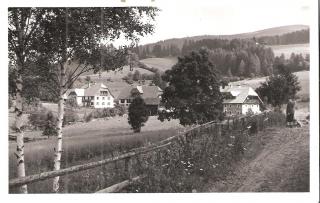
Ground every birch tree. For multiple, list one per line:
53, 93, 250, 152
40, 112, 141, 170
8, 8, 47, 193
36, 7, 158, 192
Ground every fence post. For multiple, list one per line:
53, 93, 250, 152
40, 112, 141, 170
124, 157, 131, 179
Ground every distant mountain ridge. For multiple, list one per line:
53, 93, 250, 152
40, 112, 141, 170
141, 25, 309, 49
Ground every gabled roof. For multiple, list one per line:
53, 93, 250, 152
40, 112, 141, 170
117, 85, 162, 105
221, 86, 263, 104
84, 82, 113, 97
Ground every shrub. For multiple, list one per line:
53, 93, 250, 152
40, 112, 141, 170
84, 112, 93, 122
128, 97, 149, 133
114, 105, 127, 116
42, 111, 58, 137
28, 107, 49, 130
63, 109, 79, 126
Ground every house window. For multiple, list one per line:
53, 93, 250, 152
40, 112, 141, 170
127, 99, 131, 103
96, 102, 99, 105
108, 96, 110, 100
91, 102, 93, 105
97, 97, 99, 100
102, 97, 105, 100
102, 102, 105, 105
120, 99, 125, 103
107, 102, 110, 106
91, 96, 94, 99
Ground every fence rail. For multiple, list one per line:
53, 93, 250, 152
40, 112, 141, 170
9, 142, 171, 188
9, 111, 284, 192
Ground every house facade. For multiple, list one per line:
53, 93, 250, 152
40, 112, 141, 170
220, 85, 263, 117
67, 83, 114, 108
117, 85, 163, 115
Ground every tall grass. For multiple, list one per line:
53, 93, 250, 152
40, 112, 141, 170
9, 111, 286, 193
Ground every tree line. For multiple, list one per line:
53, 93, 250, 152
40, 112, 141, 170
134, 29, 309, 60
134, 38, 274, 77
256, 29, 309, 45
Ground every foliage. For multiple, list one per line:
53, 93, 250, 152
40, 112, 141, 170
132, 70, 142, 81
84, 106, 127, 122
66, 97, 79, 109
127, 111, 286, 192
246, 108, 254, 116
128, 97, 149, 133
257, 29, 309, 45
256, 64, 301, 108
42, 111, 58, 137
152, 70, 166, 90
114, 104, 127, 116
63, 109, 80, 126
273, 53, 309, 73
159, 48, 223, 126
28, 108, 49, 130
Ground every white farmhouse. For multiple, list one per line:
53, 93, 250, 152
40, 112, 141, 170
67, 83, 114, 108
220, 85, 263, 116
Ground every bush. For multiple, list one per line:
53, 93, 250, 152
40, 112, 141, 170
42, 111, 58, 137
28, 107, 50, 130
84, 106, 127, 122
84, 112, 93, 122
63, 109, 79, 126
114, 105, 127, 116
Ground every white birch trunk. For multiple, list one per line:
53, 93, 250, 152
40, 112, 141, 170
14, 72, 28, 193
53, 64, 66, 193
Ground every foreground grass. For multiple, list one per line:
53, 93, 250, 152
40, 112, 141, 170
9, 116, 182, 193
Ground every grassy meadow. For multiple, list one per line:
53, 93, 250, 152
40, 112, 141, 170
269, 43, 309, 58
9, 116, 183, 193
230, 71, 309, 98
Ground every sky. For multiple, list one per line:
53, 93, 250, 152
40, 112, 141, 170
136, 0, 311, 45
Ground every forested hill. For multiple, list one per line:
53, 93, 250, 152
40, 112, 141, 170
134, 25, 309, 59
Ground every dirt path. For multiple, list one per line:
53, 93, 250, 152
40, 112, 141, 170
206, 125, 309, 192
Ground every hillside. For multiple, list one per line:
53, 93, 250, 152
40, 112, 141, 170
269, 43, 309, 58
141, 25, 309, 50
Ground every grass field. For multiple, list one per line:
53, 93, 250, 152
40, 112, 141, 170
269, 43, 309, 58
230, 71, 309, 98
9, 116, 183, 192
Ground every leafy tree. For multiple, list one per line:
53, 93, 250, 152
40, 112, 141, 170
159, 48, 223, 126
256, 64, 301, 109
152, 70, 166, 90
128, 96, 149, 133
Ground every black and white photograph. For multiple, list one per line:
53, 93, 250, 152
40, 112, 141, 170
4, 0, 319, 201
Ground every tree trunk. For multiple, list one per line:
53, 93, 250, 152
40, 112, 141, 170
53, 64, 66, 193
14, 72, 28, 193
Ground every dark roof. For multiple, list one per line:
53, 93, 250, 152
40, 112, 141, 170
117, 85, 162, 105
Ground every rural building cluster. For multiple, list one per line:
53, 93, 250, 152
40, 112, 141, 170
66, 82, 262, 117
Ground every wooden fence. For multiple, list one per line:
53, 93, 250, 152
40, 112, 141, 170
9, 111, 285, 193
